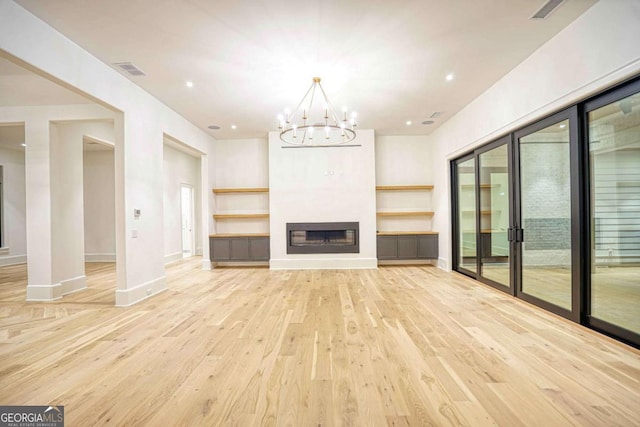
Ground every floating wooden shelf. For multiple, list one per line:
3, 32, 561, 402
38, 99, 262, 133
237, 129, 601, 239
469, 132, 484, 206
376, 211, 434, 217
376, 185, 434, 191
377, 231, 439, 236
212, 187, 269, 194
209, 233, 270, 238
213, 213, 270, 220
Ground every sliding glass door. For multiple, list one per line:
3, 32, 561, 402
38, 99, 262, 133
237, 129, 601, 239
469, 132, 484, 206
514, 110, 579, 319
453, 138, 512, 292
453, 155, 478, 275
478, 141, 511, 288
452, 77, 640, 346
585, 80, 640, 343
453, 110, 579, 319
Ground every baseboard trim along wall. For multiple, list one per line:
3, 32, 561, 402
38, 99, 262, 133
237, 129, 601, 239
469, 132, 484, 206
0, 255, 27, 267
269, 257, 378, 270
26, 275, 88, 301
115, 275, 167, 307
164, 252, 183, 265
26, 282, 63, 301
59, 275, 87, 295
85, 253, 116, 262
438, 257, 450, 271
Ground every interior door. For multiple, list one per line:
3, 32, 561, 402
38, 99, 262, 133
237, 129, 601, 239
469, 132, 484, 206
181, 185, 194, 258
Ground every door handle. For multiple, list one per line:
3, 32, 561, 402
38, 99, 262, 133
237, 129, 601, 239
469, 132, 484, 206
508, 226, 524, 242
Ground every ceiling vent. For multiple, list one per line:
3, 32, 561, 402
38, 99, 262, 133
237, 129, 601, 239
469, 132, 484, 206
531, 0, 565, 20
112, 62, 146, 76
430, 111, 444, 119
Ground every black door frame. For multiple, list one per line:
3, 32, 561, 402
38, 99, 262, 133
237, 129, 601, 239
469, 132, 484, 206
582, 78, 640, 346
475, 136, 513, 293
451, 152, 477, 279
512, 106, 581, 322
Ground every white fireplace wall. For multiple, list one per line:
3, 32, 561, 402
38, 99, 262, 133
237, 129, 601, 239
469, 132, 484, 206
268, 129, 377, 269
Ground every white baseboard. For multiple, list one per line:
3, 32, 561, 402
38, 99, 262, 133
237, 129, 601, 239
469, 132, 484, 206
26, 282, 62, 301
202, 259, 212, 270
164, 252, 183, 265
60, 275, 87, 295
85, 253, 116, 262
26, 275, 87, 301
377, 259, 436, 266
115, 275, 167, 307
438, 257, 450, 271
269, 257, 378, 270
0, 254, 27, 266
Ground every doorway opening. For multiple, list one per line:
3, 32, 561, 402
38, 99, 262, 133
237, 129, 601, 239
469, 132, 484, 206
181, 184, 195, 258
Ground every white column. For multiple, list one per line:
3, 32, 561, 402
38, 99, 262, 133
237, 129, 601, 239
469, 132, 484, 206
200, 154, 211, 270
50, 123, 87, 295
25, 119, 57, 300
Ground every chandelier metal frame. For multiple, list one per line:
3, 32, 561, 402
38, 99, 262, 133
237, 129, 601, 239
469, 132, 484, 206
278, 77, 357, 145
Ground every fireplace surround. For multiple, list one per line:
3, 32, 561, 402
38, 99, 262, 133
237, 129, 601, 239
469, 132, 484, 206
286, 222, 359, 254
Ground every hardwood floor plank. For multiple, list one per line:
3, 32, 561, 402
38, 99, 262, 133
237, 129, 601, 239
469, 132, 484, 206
0, 260, 638, 426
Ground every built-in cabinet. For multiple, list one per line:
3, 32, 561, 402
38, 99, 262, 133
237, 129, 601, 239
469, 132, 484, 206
375, 185, 438, 261
210, 187, 270, 264
209, 234, 270, 261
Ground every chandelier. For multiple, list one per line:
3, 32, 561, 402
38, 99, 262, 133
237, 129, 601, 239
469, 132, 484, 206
278, 77, 357, 145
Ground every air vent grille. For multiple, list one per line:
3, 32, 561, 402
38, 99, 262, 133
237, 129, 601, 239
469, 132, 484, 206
112, 62, 146, 76
430, 111, 444, 119
531, 0, 565, 20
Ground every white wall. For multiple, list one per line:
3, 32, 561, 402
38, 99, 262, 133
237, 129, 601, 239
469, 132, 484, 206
83, 149, 115, 261
430, 0, 640, 270
269, 130, 377, 269
163, 144, 201, 263
1, 1, 215, 305
0, 146, 26, 266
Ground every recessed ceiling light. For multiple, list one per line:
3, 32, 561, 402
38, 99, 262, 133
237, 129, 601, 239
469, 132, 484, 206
421, 120, 435, 125
559, 124, 566, 129
21, 143, 26, 147
231, 125, 237, 130
446, 74, 454, 81
207, 125, 220, 130
406, 120, 412, 126
186, 81, 194, 88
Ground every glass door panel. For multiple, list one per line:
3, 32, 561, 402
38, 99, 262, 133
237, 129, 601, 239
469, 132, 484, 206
518, 119, 572, 309
478, 144, 510, 287
457, 158, 477, 273
588, 91, 640, 336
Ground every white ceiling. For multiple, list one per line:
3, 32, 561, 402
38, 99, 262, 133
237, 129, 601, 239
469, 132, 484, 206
8, 0, 598, 140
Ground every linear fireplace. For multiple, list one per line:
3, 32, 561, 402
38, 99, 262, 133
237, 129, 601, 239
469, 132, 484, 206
286, 222, 359, 254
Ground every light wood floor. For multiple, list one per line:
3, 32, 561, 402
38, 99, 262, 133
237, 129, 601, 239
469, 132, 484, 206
0, 259, 639, 426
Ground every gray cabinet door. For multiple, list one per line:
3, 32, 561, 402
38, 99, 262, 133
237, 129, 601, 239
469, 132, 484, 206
417, 235, 439, 259
230, 238, 250, 260
377, 236, 398, 259
397, 235, 418, 259
211, 239, 231, 260
250, 237, 270, 260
